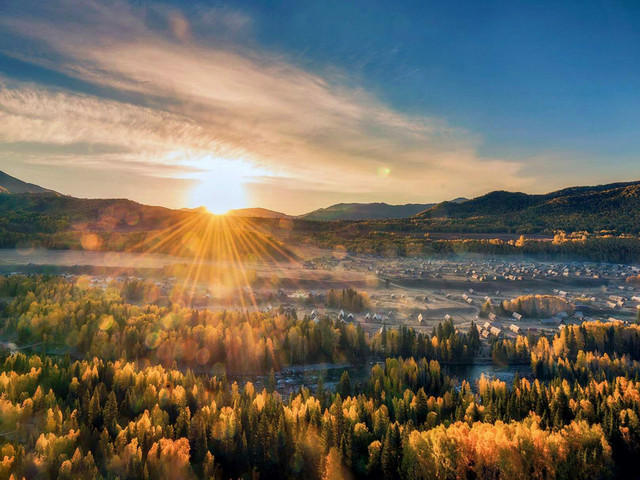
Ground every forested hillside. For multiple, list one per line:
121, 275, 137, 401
0, 194, 293, 261
413, 181, 640, 233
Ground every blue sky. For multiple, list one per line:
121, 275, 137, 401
0, 0, 639, 213
246, 0, 640, 155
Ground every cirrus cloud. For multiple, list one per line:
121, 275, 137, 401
0, 0, 535, 213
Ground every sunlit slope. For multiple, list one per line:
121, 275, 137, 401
0, 193, 295, 261
413, 181, 640, 233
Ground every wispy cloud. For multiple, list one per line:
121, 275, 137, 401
0, 0, 535, 212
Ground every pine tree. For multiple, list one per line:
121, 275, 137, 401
103, 391, 118, 435
267, 368, 277, 392
415, 388, 428, 425
380, 424, 401, 480
338, 371, 351, 398
316, 375, 326, 410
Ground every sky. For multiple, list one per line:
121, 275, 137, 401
0, 0, 639, 214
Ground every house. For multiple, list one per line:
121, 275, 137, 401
509, 324, 520, 334
512, 312, 523, 321
541, 317, 560, 326
417, 314, 424, 324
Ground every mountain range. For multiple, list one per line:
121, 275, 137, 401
0, 170, 467, 220
1, 170, 640, 234
299, 200, 467, 221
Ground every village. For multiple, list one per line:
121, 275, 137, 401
4, 248, 639, 354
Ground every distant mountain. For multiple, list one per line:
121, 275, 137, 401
300, 198, 468, 221
3, 168, 640, 240
414, 181, 640, 233
227, 207, 290, 219
0, 170, 56, 194
301, 203, 428, 221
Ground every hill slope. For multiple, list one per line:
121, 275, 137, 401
301, 202, 438, 221
0, 193, 294, 261
227, 207, 290, 218
0, 170, 56, 194
414, 181, 640, 233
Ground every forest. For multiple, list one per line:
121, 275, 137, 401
294, 231, 640, 264
0, 277, 482, 374
481, 294, 575, 319
0, 275, 639, 478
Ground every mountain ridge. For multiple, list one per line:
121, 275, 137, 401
227, 207, 290, 219
300, 198, 468, 221
410, 180, 640, 233
2, 169, 640, 233
0, 170, 57, 194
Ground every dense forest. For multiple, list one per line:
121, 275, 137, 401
0, 275, 639, 478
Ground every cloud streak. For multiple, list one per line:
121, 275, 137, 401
0, 0, 535, 212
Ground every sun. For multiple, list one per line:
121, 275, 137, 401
188, 158, 253, 214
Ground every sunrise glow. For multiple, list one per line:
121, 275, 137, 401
187, 157, 263, 214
